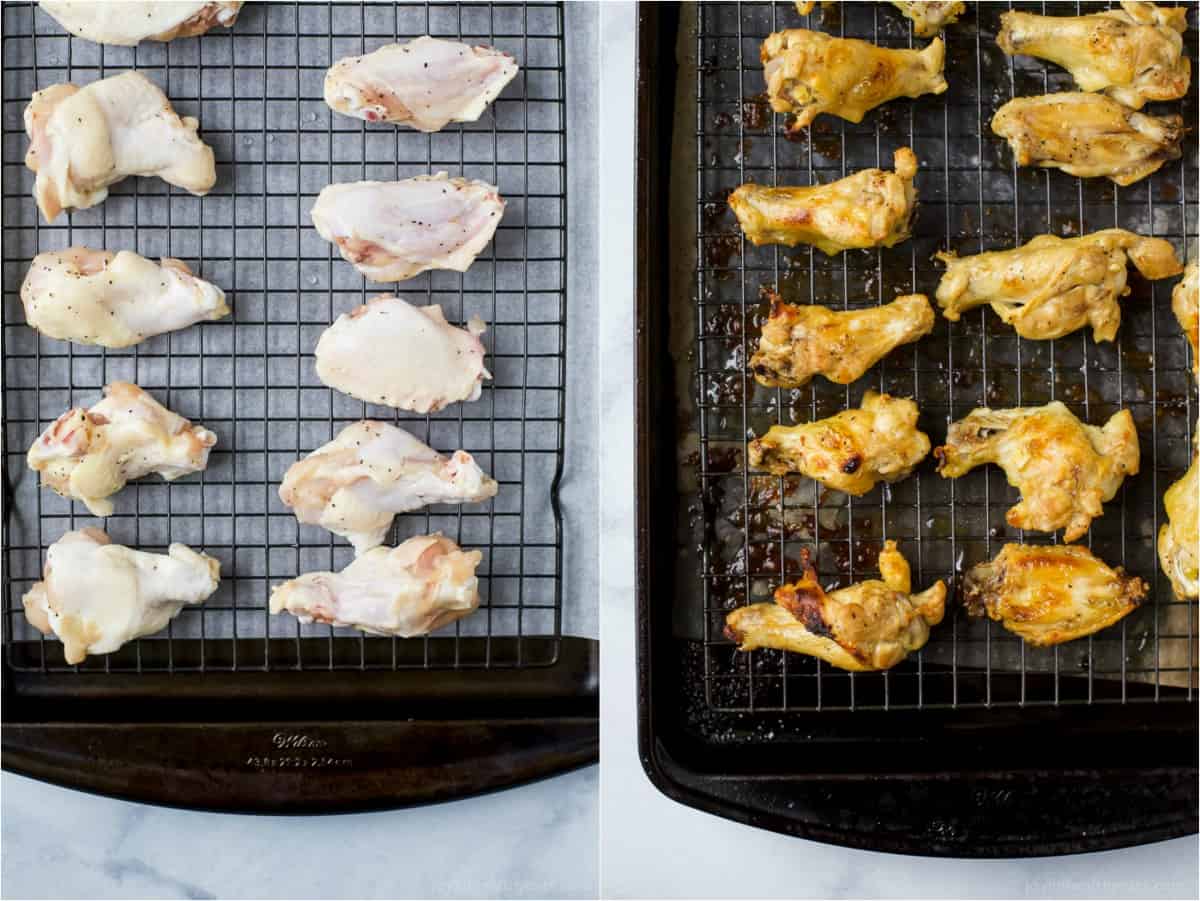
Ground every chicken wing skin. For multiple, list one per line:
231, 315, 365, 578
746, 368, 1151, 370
996, 1, 1189, 110
749, 292, 933, 388
729, 147, 918, 255
1172, 250, 1199, 379
21, 247, 229, 348
279, 421, 498, 555
324, 35, 518, 131
725, 540, 946, 671
24, 71, 216, 222
27, 383, 216, 518
749, 390, 930, 495
935, 229, 1184, 343
891, 1, 965, 36
39, 2, 242, 45
314, 295, 490, 413
762, 29, 947, 130
1159, 443, 1198, 601
270, 534, 482, 637
22, 528, 220, 664
310, 174, 505, 282
963, 543, 1148, 646
991, 92, 1183, 186
935, 403, 1139, 542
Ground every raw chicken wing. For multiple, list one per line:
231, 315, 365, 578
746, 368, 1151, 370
1172, 250, 1198, 379
1159, 441, 1198, 601
39, 2, 242, 45
891, 1, 965, 36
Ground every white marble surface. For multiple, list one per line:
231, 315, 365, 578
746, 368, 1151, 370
595, 2, 1199, 899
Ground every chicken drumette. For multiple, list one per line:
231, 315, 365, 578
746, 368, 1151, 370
891, 2, 965, 36
725, 540, 946, 671
935, 403, 1139, 542
1173, 250, 1198, 379
729, 147, 918, 255
935, 229, 1183, 342
1159, 442, 1198, 602
39, 2, 242, 45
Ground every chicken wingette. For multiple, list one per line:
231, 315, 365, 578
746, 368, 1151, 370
935, 229, 1184, 342
996, 1, 1190, 110
963, 543, 1148, 646
992, 92, 1183, 186
935, 403, 1139, 543
725, 540, 946, 671
729, 147, 918, 255
892, 1, 965, 36
749, 292, 933, 388
1173, 251, 1198, 379
762, 29, 947, 131
1159, 442, 1198, 602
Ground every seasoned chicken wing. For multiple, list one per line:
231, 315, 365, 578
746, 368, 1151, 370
992, 93, 1183, 186
314, 295, 489, 413
21, 247, 229, 348
892, 1, 965, 37
729, 147, 919, 255
963, 543, 1148, 646
762, 29, 947, 131
311, 174, 504, 282
749, 390, 930, 495
997, 1, 1189, 110
39, 2, 242, 45
1159, 442, 1198, 601
324, 35, 519, 131
280, 421, 498, 555
935, 403, 1139, 542
1172, 250, 1198, 379
749, 292, 933, 388
24, 71, 216, 222
23, 528, 220, 664
270, 534, 481, 637
725, 540, 946, 671
27, 383, 216, 518
935, 229, 1184, 343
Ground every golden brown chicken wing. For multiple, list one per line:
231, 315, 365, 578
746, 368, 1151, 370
997, 1, 1189, 110
963, 543, 1148, 646
762, 30, 947, 131
991, 93, 1183, 186
1159, 443, 1198, 601
750, 391, 929, 495
935, 403, 1139, 542
892, 1, 965, 37
729, 147, 918, 255
750, 292, 933, 388
935, 229, 1184, 343
725, 540, 946, 671
1172, 251, 1198, 379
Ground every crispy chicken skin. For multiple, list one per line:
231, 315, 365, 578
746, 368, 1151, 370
39, 2, 242, 45
1159, 443, 1198, 601
935, 229, 1184, 343
996, 1, 1189, 110
935, 403, 1139, 542
725, 540, 946, 671
762, 30, 947, 131
270, 534, 482, 637
749, 391, 930, 495
729, 147, 919, 255
1172, 251, 1199, 379
991, 92, 1183, 186
750, 292, 934, 388
963, 543, 1148, 646
23, 528, 220, 664
891, 2, 965, 37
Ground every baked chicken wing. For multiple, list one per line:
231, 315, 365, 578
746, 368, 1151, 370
935, 229, 1184, 342
21, 247, 229, 348
270, 534, 481, 637
729, 147, 918, 255
762, 29, 947, 131
22, 528, 220, 664
725, 540, 946, 671
991, 92, 1183, 186
310, 174, 504, 282
314, 295, 489, 413
279, 421, 498, 555
749, 292, 933, 388
27, 383, 216, 518
39, 2, 242, 45
749, 390, 930, 495
324, 35, 519, 131
1159, 444, 1198, 601
935, 403, 1139, 542
891, 1, 965, 37
24, 71, 216, 222
996, 1, 1189, 110
963, 543, 1148, 646
1172, 250, 1198, 379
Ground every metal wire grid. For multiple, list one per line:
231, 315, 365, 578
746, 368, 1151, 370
692, 1, 1199, 711
1, 2, 567, 673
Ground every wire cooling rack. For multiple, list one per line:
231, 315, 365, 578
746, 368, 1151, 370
687, 1, 1198, 711
2, 2, 567, 673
